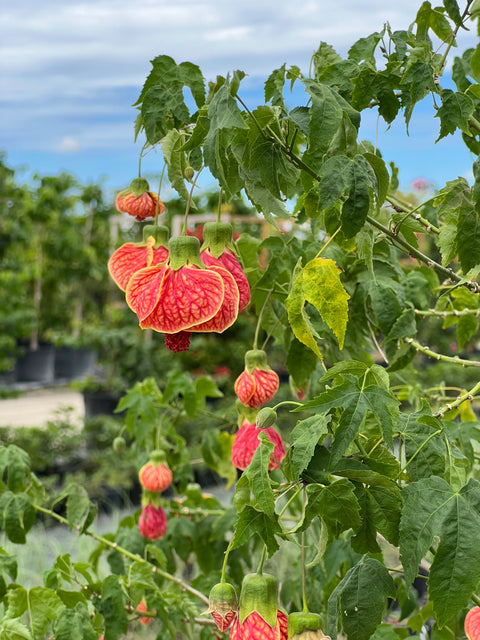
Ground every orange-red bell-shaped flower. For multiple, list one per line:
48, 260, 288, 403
234, 350, 279, 409
231, 421, 285, 471
138, 503, 167, 540
126, 236, 239, 335
115, 178, 165, 221
466, 607, 480, 640
139, 451, 172, 493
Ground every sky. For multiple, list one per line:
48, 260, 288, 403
1, 0, 479, 199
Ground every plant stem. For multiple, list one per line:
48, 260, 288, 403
415, 308, 480, 318
217, 188, 223, 223
434, 379, 480, 418
405, 337, 480, 368
257, 545, 267, 574
33, 504, 209, 606
221, 537, 234, 582
301, 488, 308, 613
272, 400, 303, 411
366, 215, 480, 293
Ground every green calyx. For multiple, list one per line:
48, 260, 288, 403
141, 490, 161, 508
288, 612, 323, 638
142, 225, 169, 247
201, 222, 235, 258
208, 582, 238, 613
255, 407, 277, 429
235, 400, 258, 427
129, 177, 150, 197
168, 236, 204, 271
239, 572, 278, 629
244, 349, 269, 373
149, 449, 167, 465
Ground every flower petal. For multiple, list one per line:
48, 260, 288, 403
108, 241, 168, 291
188, 265, 239, 333
141, 265, 225, 333
234, 371, 256, 406
201, 248, 250, 312
126, 264, 168, 321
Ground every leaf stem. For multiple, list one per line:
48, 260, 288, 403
33, 504, 210, 606
397, 429, 443, 478
315, 227, 341, 258
253, 288, 273, 350
181, 165, 204, 235
389, 194, 439, 235
155, 164, 167, 224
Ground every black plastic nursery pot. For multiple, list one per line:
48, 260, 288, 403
83, 390, 122, 420
15, 342, 56, 383
54, 346, 97, 381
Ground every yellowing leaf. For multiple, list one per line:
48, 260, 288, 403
285, 260, 324, 360
458, 390, 477, 422
303, 257, 350, 349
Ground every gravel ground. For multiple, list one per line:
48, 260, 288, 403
0, 387, 84, 427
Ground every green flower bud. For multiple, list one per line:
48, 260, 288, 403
255, 407, 277, 429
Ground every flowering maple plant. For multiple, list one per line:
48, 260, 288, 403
4, 3, 480, 640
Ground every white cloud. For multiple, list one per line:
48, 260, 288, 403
57, 137, 80, 154
0, 0, 477, 156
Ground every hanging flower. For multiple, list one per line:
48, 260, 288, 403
138, 503, 167, 540
115, 177, 165, 221
465, 607, 480, 640
230, 573, 287, 640
139, 450, 172, 493
234, 350, 279, 409
231, 421, 285, 471
208, 582, 238, 632
200, 222, 251, 312
108, 226, 169, 291
126, 236, 239, 335
287, 612, 331, 640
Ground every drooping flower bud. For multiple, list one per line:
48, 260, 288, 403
231, 421, 285, 471
208, 582, 238, 631
230, 573, 288, 639
256, 407, 277, 429
138, 450, 172, 493
115, 177, 165, 221
234, 350, 279, 409
112, 436, 126, 454
138, 503, 167, 540
287, 612, 331, 639
465, 607, 480, 640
